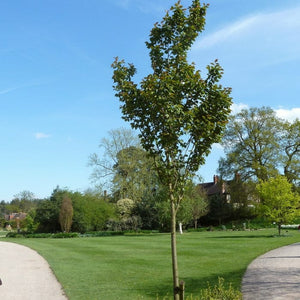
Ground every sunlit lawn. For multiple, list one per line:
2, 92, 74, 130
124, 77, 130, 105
4, 229, 300, 299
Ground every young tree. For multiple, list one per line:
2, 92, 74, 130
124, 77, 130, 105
256, 176, 299, 235
112, 1, 232, 298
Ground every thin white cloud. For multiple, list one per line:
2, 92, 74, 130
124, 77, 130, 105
0, 86, 22, 95
196, 6, 300, 50
193, 5, 300, 68
0, 80, 52, 96
196, 15, 259, 49
275, 108, 300, 122
35, 132, 51, 139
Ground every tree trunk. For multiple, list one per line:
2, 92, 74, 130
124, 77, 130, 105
278, 223, 281, 236
171, 199, 180, 300
194, 219, 197, 229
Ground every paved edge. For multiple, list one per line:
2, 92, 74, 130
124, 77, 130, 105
242, 242, 300, 300
0, 241, 68, 300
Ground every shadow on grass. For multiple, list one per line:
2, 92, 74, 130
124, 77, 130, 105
134, 269, 245, 298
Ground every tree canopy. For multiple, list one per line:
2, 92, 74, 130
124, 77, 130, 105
219, 107, 299, 185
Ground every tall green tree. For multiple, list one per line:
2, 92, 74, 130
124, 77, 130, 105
219, 107, 280, 182
256, 176, 299, 235
89, 127, 140, 193
112, 1, 232, 298
112, 146, 158, 201
219, 107, 300, 186
35, 187, 66, 232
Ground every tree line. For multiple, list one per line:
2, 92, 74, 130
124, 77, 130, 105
1, 107, 298, 234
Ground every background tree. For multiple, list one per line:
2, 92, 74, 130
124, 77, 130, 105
34, 188, 117, 233
89, 127, 140, 192
3, 190, 39, 214
112, 146, 157, 201
133, 190, 163, 230
279, 119, 300, 186
24, 210, 38, 233
205, 192, 231, 226
89, 128, 159, 203
256, 176, 299, 235
184, 182, 209, 229
219, 107, 281, 182
219, 107, 300, 188
59, 195, 73, 233
112, 1, 232, 298
223, 174, 258, 221
35, 187, 65, 232
71, 192, 116, 233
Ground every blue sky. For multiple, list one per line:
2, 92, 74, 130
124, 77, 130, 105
1, 0, 299, 201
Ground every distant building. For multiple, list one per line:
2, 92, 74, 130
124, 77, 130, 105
200, 174, 258, 209
200, 175, 230, 202
5, 212, 27, 221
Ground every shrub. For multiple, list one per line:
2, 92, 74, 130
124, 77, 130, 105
6, 232, 23, 238
197, 277, 242, 300
52, 232, 79, 238
6, 232, 79, 238
25, 233, 53, 238
81, 231, 124, 237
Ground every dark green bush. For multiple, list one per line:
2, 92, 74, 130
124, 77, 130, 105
6, 232, 23, 238
6, 232, 79, 238
52, 232, 79, 238
25, 233, 53, 238
81, 231, 125, 237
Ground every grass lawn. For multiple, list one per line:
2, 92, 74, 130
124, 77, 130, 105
3, 229, 300, 299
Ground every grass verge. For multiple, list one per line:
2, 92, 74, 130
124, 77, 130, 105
3, 229, 300, 299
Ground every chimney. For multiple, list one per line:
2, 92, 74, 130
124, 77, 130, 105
213, 175, 219, 185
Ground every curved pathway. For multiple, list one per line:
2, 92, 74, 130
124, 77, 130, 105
242, 242, 300, 300
0, 241, 67, 300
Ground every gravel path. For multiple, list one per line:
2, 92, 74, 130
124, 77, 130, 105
242, 242, 300, 300
0, 241, 67, 300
